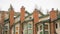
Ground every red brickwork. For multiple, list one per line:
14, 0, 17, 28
50, 8, 57, 21
50, 22, 55, 34
9, 5, 14, 34
33, 9, 39, 24
9, 9, 14, 26
20, 6, 25, 34
33, 9, 39, 34
20, 6, 25, 23
50, 8, 57, 34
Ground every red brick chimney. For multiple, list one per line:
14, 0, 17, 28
20, 6, 25, 23
20, 6, 25, 34
9, 4, 14, 27
33, 8, 39, 34
50, 8, 57, 34
9, 4, 14, 34
33, 9, 39, 24
50, 8, 57, 21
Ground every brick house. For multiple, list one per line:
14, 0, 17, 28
0, 5, 60, 34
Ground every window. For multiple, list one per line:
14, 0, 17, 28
16, 32, 18, 34
23, 30, 27, 34
16, 27, 18, 30
56, 23, 58, 29
28, 30, 33, 34
0, 25, 1, 30
40, 31, 48, 34
45, 25, 48, 30
40, 31, 42, 34
56, 32, 57, 34
23, 23, 28, 30
28, 24, 32, 28
4, 26, 8, 31
37, 26, 38, 31
39, 23, 49, 34
40, 25, 42, 30
5, 31, 7, 34
45, 31, 48, 34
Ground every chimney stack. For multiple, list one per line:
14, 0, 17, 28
33, 9, 39, 24
33, 8, 39, 34
9, 4, 14, 34
9, 4, 14, 26
20, 6, 25, 34
20, 6, 25, 23
50, 8, 57, 21
50, 8, 57, 34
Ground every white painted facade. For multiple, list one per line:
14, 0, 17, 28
56, 20, 60, 34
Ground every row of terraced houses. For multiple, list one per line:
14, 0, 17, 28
0, 4, 60, 34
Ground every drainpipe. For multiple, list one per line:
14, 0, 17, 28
42, 22, 45, 34
14, 25, 15, 34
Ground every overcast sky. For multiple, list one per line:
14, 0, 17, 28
0, 0, 60, 14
